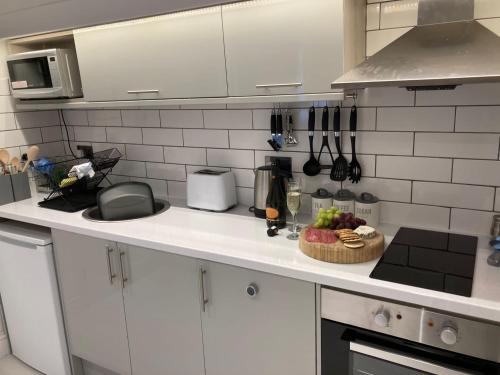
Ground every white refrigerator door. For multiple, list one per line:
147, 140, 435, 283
0, 223, 71, 375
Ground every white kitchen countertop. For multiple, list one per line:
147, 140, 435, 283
0, 195, 499, 324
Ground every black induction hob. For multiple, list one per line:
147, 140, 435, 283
370, 227, 478, 297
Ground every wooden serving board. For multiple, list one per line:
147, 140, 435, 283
299, 229, 384, 264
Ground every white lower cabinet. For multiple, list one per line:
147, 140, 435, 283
53, 230, 316, 375
52, 231, 131, 375
200, 262, 316, 375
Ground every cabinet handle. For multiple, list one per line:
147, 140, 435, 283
255, 82, 303, 89
127, 89, 160, 94
119, 250, 128, 288
200, 268, 208, 312
105, 245, 116, 285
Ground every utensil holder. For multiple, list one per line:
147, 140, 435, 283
0, 172, 31, 206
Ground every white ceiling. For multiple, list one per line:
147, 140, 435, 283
0, 0, 239, 38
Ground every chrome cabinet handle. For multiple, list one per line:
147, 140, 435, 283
200, 268, 208, 312
255, 82, 302, 88
105, 245, 116, 285
127, 89, 160, 94
118, 250, 128, 288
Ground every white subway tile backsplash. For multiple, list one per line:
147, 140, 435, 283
380, 202, 450, 231
252, 109, 273, 130
366, 3, 380, 31
380, 0, 418, 29
28, 141, 66, 158
377, 156, 452, 182
366, 27, 412, 56
126, 144, 164, 162
122, 110, 160, 127
184, 129, 228, 148
73, 127, 107, 143
455, 106, 500, 133
164, 146, 206, 165
414, 133, 499, 159
0, 78, 9, 96
0, 113, 15, 131
229, 130, 269, 150
207, 149, 254, 168
146, 162, 186, 181
167, 181, 187, 199
41, 126, 63, 143
416, 83, 500, 106
0, 96, 14, 113
0, 128, 42, 148
88, 110, 122, 127
16, 111, 59, 128
62, 110, 88, 126
236, 187, 254, 206
453, 159, 500, 186
377, 107, 454, 132
204, 110, 252, 129
342, 131, 414, 155
107, 127, 142, 144
343, 177, 412, 202
161, 110, 203, 128
344, 87, 415, 107
232, 168, 255, 188
112, 160, 147, 177
450, 208, 497, 236
341, 108, 376, 131
142, 128, 183, 146
413, 182, 495, 211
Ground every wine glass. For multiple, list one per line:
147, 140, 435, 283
286, 179, 302, 240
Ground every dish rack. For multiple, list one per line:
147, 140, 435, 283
34, 148, 122, 211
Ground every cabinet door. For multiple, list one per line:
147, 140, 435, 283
202, 262, 316, 375
52, 230, 131, 375
222, 0, 345, 96
74, 6, 227, 101
122, 245, 205, 375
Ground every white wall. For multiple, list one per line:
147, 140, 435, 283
0, 0, 240, 38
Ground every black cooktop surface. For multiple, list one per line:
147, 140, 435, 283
370, 227, 478, 297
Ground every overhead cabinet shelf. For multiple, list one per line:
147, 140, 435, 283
74, 7, 228, 102
11, 0, 365, 109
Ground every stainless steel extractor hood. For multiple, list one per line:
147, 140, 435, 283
331, 0, 500, 90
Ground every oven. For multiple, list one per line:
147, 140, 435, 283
321, 288, 500, 375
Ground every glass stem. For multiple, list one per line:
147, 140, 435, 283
292, 214, 297, 234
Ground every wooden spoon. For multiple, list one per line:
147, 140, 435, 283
22, 145, 40, 173
10, 157, 20, 173
0, 149, 10, 169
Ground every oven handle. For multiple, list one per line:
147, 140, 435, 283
350, 342, 474, 375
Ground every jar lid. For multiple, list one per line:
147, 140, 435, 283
312, 188, 333, 199
356, 192, 379, 203
333, 189, 355, 201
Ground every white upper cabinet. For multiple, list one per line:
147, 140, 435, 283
74, 6, 228, 101
222, 0, 365, 96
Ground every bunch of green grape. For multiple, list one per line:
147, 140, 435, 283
313, 207, 342, 229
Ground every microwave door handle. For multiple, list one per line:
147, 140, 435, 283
350, 342, 473, 375
65, 54, 74, 92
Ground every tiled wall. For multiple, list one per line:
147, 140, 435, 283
63, 81, 500, 236
3, 1, 500, 236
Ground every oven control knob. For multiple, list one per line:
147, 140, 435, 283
440, 325, 458, 346
374, 309, 390, 327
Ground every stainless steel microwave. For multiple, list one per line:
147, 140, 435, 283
6, 48, 82, 99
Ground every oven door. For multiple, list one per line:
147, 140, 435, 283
7, 55, 63, 99
322, 319, 500, 375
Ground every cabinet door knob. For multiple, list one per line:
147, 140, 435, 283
246, 283, 259, 297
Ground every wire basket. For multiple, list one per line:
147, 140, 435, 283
34, 148, 122, 200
